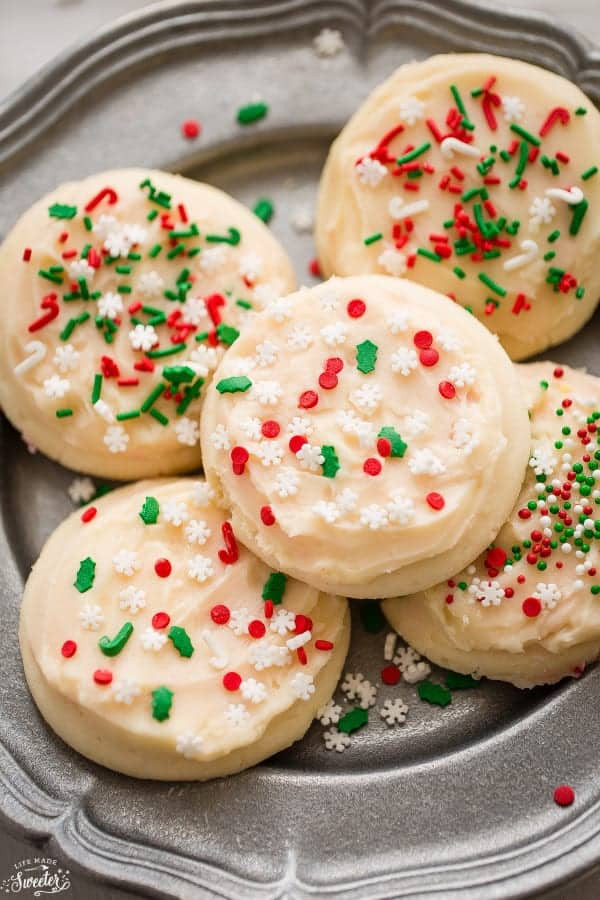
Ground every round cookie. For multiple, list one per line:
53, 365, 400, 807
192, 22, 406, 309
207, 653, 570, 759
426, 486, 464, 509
0, 169, 296, 478
316, 54, 600, 360
383, 362, 600, 688
19, 479, 349, 780
199, 274, 531, 599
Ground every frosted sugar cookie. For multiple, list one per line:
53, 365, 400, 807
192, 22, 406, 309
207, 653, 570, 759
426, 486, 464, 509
199, 275, 531, 599
316, 54, 600, 359
383, 362, 600, 687
0, 169, 295, 478
19, 479, 349, 779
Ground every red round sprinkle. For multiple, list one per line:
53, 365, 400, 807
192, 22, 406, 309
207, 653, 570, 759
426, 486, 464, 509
260, 505, 276, 526
363, 458, 382, 476
155, 558, 172, 578
419, 348, 439, 367
439, 380, 456, 399
517, 574, 526, 584
319, 371, 338, 390
325, 357, 344, 374
377, 437, 392, 457
518, 509, 532, 520
299, 390, 318, 409
381, 665, 401, 685
504, 587, 514, 598
264, 599, 274, 619
486, 548, 507, 568
210, 604, 230, 625
309, 258, 322, 277
61, 640, 77, 658
181, 119, 201, 139
81, 506, 97, 523
553, 367, 564, 378
522, 596, 542, 617
413, 330, 433, 349
445, 595, 454, 604
347, 298, 366, 318
152, 612, 170, 629
248, 619, 266, 639
315, 639, 334, 651
426, 492, 445, 510
294, 614, 313, 634
289, 434, 308, 453
93, 669, 113, 685
553, 785, 575, 807
261, 420, 280, 438
223, 671, 242, 691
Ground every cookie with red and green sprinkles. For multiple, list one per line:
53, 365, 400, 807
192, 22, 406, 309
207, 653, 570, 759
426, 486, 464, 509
0, 169, 295, 478
383, 361, 600, 688
199, 274, 531, 599
19, 479, 349, 779
316, 54, 600, 360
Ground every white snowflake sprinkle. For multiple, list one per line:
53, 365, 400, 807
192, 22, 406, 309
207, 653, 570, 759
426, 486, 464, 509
240, 678, 268, 704
176, 732, 203, 759
184, 297, 209, 327
210, 424, 230, 450
296, 443, 325, 471
319, 290, 340, 312
502, 95, 525, 122
266, 296, 293, 322
287, 323, 314, 350
403, 409, 429, 437
450, 418, 478, 454
341, 672, 367, 700
188, 343, 218, 376
290, 672, 315, 700
320, 322, 348, 347
290, 205, 314, 233
350, 383, 382, 414
119, 585, 146, 614
533, 582, 561, 609
386, 311, 410, 334
380, 697, 408, 726
128, 323, 157, 351
286, 415, 314, 436
378, 247, 407, 276
408, 448, 446, 476
137, 270, 164, 297
239, 417, 261, 440
529, 444, 557, 477
192, 482, 214, 506
113, 678, 141, 704
275, 467, 300, 498
68, 476, 95, 503
448, 363, 476, 388
98, 291, 123, 320
104, 424, 129, 453
255, 340, 279, 367
225, 703, 250, 726
468, 577, 505, 607
187, 555, 214, 582
337, 488, 358, 513
184, 519, 211, 545
112, 549, 141, 576
312, 500, 340, 524
249, 642, 291, 670
399, 94, 425, 125
53, 344, 80, 373
78, 604, 104, 631
313, 27, 345, 57
199, 245, 229, 271
436, 329, 461, 352
43, 374, 70, 399
174, 417, 200, 447
360, 504, 389, 530
529, 196, 556, 228
68, 258, 95, 280
253, 380, 283, 405
239, 252, 263, 282
162, 499, 189, 526
317, 700, 343, 726
323, 728, 350, 752
257, 441, 284, 467
229, 608, 252, 636
355, 156, 388, 187
269, 609, 297, 635
140, 627, 167, 651
387, 494, 416, 526
391, 347, 418, 376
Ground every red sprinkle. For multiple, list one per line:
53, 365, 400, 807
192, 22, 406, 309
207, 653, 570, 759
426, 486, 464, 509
154, 558, 172, 578
261, 420, 280, 438
231, 446, 249, 475
223, 671, 242, 691
210, 604, 230, 625
297, 647, 308, 665
325, 357, 344, 374
61, 640, 77, 658
309, 258, 322, 278
486, 547, 507, 569
81, 506, 97, 523
22, 247, 32, 262
299, 390, 318, 409
294, 614, 313, 634
553, 367, 564, 379
264, 599, 274, 619
426, 492, 445, 510
93, 669, 113, 685
347, 299, 366, 318
289, 434, 308, 453
381, 665, 401, 685
260, 505, 276, 526
248, 620, 266, 639
100, 356, 120, 378
522, 596, 542, 617
218, 521, 239, 564
363, 458, 382, 476
438, 380, 456, 399
181, 119, 201, 139
553, 785, 575, 807
315, 640, 334, 651
152, 612, 170, 629
319, 370, 338, 390
377, 437, 392, 457
419, 348, 439, 367
413, 330, 433, 349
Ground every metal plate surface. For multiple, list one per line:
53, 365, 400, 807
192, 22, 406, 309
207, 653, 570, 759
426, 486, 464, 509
0, 2, 599, 897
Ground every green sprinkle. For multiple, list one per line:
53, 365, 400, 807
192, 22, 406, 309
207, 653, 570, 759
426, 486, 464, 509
356, 339, 378, 374
418, 680, 452, 707
569, 199, 588, 236
544, 251, 556, 261
162, 365, 195, 385
215, 375, 252, 394
445, 672, 480, 690
576, 286, 585, 299
417, 247, 441, 262
83, 216, 93, 231
509, 141, 529, 188
60, 312, 90, 341
141, 382, 166, 412
449, 83, 472, 128
216, 323, 240, 346
168, 626, 194, 658
147, 208, 159, 221
91, 373, 103, 404
55, 408, 73, 418
582, 166, 597, 181
236, 299, 252, 310
77, 277, 89, 300
151, 686, 173, 722
377, 426, 407, 458
338, 707, 368, 734
149, 243, 162, 258
461, 186, 488, 203
48, 203, 77, 219
453, 266, 466, 279
167, 243, 186, 259
139, 496, 160, 524
146, 343, 187, 359
205, 226, 241, 246
98, 622, 133, 657
74, 557, 96, 593
150, 408, 169, 425
591, 585, 600, 595
237, 101, 268, 125
176, 377, 204, 415
262, 572, 287, 605
253, 198, 274, 223
478, 272, 506, 297
169, 225, 200, 240
360, 601, 385, 634
509, 123, 541, 146
499, 149, 512, 162
575, 106, 587, 115
140, 178, 172, 209
364, 232, 383, 245
547, 230, 560, 243
115, 410, 140, 421
458, 581, 468, 591
321, 445, 340, 479
38, 268, 63, 284
396, 141, 431, 165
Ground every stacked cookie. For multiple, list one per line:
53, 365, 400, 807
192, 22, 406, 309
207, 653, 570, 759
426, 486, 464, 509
3, 52, 599, 780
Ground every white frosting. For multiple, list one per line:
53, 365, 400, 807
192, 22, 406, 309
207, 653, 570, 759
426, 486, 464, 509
19, 479, 349, 779
383, 362, 600, 687
200, 275, 531, 598
0, 169, 296, 478
316, 54, 600, 360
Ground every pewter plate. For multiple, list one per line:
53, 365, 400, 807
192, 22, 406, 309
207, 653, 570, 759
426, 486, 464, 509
1, 2, 599, 897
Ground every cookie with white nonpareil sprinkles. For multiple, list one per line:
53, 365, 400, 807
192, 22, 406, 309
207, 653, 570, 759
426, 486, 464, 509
19, 479, 349, 779
316, 54, 600, 360
383, 362, 600, 688
199, 274, 531, 599
0, 169, 295, 478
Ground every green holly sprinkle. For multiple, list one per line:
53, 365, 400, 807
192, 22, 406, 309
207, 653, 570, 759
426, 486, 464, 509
215, 375, 252, 394
216, 323, 240, 346
321, 445, 340, 478
338, 707, 368, 734
237, 101, 268, 125
378, 426, 407, 458
356, 339, 378, 374
98, 622, 134, 657
262, 572, 287, 604
74, 557, 96, 593
445, 671, 480, 690
139, 496, 159, 525
48, 203, 78, 219
418, 680, 452, 707
168, 626, 194, 658
151, 686, 173, 722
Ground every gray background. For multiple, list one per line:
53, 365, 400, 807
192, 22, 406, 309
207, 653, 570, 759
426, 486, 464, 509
1, 1, 599, 898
